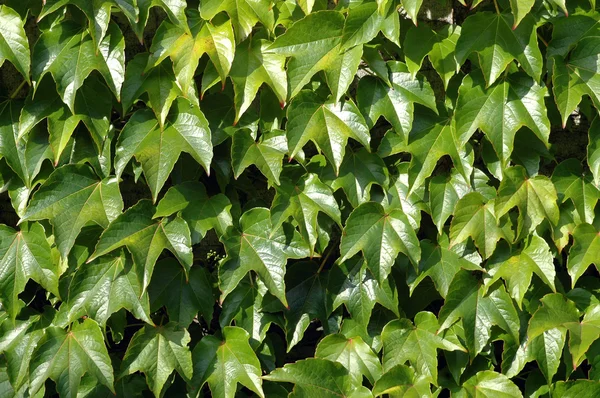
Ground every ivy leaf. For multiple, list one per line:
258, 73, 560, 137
115, 97, 212, 201
271, 173, 341, 255
439, 271, 521, 357
378, 109, 473, 193
286, 91, 370, 174
588, 117, 600, 188
373, 365, 433, 398
20, 164, 123, 259
449, 192, 505, 259
552, 37, 600, 127
29, 319, 114, 398
281, 261, 329, 351
485, 236, 556, 308
404, 25, 460, 88
148, 12, 235, 95
553, 380, 600, 396
120, 323, 193, 397
567, 223, 600, 287
428, 170, 471, 234
341, 1, 390, 49
88, 200, 193, 293
264, 358, 370, 398
455, 12, 542, 85
231, 129, 287, 185
219, 207, 310, 307
552, 159, 600, 224
315, 334, 382, 385
455, 71, 550, 169
332, 148, 389, 209
268, 11, 362, 102
121, 54, 191, 128
0, 222, 58, 320
191, 326, 264, 398
131, 0, 189, 42
154, 181, 233, 244
199, 0, 274, 42
455, 370, 523, 398
149, 258, 214, 327
530, 328, 566, 383
357, 62, 437, 143
329, 258, 399, 331
230, 37, 287, 122
0, 4, 30, 82
382, 312, 465, 384
59, 250, 152, 327
528, 294, 600, 369
496, 166, 559, 239
32, 22, 124, 111
0, 100, 50, 188
340, 201, 421, 283
409, 234, 482, 299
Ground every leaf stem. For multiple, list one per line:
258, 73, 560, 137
537, 32, 549, 47
9, 80, 28, 99
493, 0, 500, 14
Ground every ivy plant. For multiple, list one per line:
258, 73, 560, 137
1, 0, 600, 396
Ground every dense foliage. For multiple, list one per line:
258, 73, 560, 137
1, 0, 600, 396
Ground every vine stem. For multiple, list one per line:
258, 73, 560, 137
537, 32, 549, 47
10, 80, 28, 99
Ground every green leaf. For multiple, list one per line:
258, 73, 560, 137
199, 0, 274, 42
404, 25, 460, 88
449, 192, 505, 259
230, 37, 287, 122
59, 250, 152, 327
509, 0, 535, 29
552, 159, 600, 224
268, 11, 362, 102
281, 261, 329, 351
496, 166, 559, 239
120, 322, 193, 397
0, 222, 58, 320
29, 319, 115, 398
316, 334, 382, 384
379, 109, 473, 193
341, 1, 389, 49
148, 12, 235, 95
530, 328, 566, 383
553, 380, 600, 397
271, 173, 341, 255
567, 223, 600, 287
0, 5, 30, 82
21, 164, 123, 259
588, 117, 600, 188
382, 312, 465, 384
552, 38, 600, 127
439, 271, 520, 357
32, 22, 124, 111
428, 170, 471, 234
89, 200, 193, 293
409, 234, 482, 298
528, 293, 600, 369
331, 148, 388, 208
191, 326, 264, 398
455, 71, 550, 169
154, 181, 233, 244
121, 54, 191, 128
115, 97, 212, 201
372, 365, 433, 398
330, 258, 399, 331
219, 207, 310, 307
357, 62, 437, 143
264, 358, 369, 398
455, 370, 523, 398
0, 100, 50, 188
455, 12, 542, 85
485, 236, 556, 307
286, 91, 370, 174
149, 258, 214, 327
231, 129, 287, 185
340, 201, 421, 283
